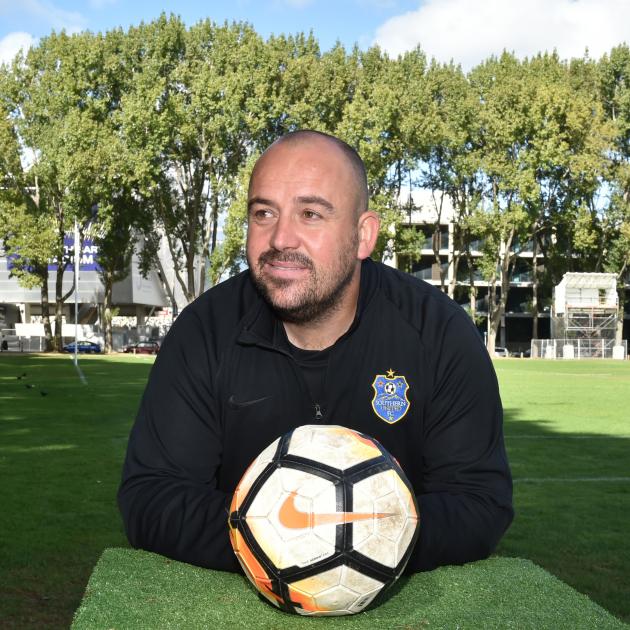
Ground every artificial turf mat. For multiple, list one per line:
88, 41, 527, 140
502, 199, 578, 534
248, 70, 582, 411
72, 548, 626, 629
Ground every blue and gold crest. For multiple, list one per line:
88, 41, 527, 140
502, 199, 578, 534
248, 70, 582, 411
371, 369, 410, 424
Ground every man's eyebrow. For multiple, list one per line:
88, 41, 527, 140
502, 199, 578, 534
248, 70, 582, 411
295, 195, 334, 211
247, 195, 336, 212
247, 196, 277, 210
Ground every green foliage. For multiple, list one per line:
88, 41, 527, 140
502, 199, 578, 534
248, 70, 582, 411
208, 153, 258, 285
599, 45, 630, 288
461, 51, 614, 347
117, 17, 271, 303
2, 18, 630, 348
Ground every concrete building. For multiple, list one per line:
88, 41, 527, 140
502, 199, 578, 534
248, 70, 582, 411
392, 191, 630, 353
0, 238, 169, 349
2, 194, 628, 355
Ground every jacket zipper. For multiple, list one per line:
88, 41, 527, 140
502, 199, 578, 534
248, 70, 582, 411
242, 331, 326, 424
314, 403, 323, 422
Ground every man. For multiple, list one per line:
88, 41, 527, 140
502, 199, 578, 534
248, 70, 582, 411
118, 130, 513, 573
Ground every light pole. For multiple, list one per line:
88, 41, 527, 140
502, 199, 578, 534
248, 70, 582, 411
74, 219, 79, 367
73, 220, 87, 384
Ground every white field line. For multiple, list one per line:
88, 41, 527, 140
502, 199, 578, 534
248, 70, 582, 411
514, 477, 630, 483
70, 357, 88, 385
506, 435, 630, 439
500, 370, 619, 378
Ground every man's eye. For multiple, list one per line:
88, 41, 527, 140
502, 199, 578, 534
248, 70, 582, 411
302, 209, 322, 220
252, 209, 273, 221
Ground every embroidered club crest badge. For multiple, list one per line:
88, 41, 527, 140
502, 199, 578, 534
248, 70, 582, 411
371, 370, 410, 424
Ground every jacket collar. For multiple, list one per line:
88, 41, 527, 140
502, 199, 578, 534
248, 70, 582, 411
237, 258, 379, 348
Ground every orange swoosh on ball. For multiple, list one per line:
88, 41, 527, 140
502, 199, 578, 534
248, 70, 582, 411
278, 491, 391, 529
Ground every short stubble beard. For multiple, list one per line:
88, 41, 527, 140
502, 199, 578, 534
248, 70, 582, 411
250, 239, 359, 325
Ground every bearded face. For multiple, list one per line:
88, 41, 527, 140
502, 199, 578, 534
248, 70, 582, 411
245, 138, 366, 326
249, 231, 359, 324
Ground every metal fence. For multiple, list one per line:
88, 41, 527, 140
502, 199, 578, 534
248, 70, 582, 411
1, 326, 170, 353
531, 338, 628, 360
0, 330, 48, 352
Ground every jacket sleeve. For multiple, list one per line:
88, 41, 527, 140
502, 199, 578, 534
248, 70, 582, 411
407, 308, 514, 572
117, 306, 239, 571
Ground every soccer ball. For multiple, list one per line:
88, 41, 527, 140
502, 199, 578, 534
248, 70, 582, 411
228, 424, 419, 616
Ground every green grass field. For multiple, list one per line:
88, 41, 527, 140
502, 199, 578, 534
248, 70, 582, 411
494, 359, 630, 622
0, 354, 628, 628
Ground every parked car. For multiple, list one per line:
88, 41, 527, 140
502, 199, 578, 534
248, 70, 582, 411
493, 346, 509, 358
123, 341, 160, 355
63, 340, 102, 354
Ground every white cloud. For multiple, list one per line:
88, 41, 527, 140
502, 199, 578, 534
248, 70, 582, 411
0, 32, 35, 66
374, 0, 630, 69
19, 0, 86, 34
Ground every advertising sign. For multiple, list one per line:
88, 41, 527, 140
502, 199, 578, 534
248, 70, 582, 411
7, 236, 100, 273
48, 236, 101, 272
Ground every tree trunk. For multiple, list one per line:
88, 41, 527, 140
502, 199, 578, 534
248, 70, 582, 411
166, 233, 192, 304
469, 284, 477, 320
488, 295, 506, 354
464, 247, 475, 310
448, 251, 460, 299
198, 193, 220, 294
186, 249, 196, 302
617, 286, 626, 346
40, 273, 53, 352
432, 227, 447, 293
155, 254, 178, 316
428, 190, 447, 293
103, 271, 114, 353
531, 236, 539, 340
487, 276, 498, 354
468, 255, 477, 322
488, 234, 514, 353
54, 266, 65, 352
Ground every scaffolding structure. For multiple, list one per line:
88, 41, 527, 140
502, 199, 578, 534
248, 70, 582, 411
532, 273, 627, 359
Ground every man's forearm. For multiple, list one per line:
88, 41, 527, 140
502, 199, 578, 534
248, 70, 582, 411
407, 491, 514, 572
118, 476, 239, 571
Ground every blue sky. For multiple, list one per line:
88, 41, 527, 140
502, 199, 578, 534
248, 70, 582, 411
1, 0, 630, 70
0, 0, 419, 58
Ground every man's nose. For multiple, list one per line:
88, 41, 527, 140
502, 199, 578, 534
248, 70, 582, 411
269, 214, 300, 251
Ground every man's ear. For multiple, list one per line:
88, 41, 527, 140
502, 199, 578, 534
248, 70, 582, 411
357, 211, 380, 260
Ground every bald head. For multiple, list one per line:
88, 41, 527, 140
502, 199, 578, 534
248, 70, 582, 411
250, 130, 369, 216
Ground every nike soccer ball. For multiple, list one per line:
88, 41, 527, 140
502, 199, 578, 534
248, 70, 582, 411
228, 424, 419, 616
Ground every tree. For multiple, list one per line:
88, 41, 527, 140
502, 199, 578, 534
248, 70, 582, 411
599, 45, 630, 343
517, 53, 611, 340
81, 28, 158, 353
120, 16, 268, 306
467, 53, 534, 353
0, 115, 57, 351
4, 30, 125, 350
420, 60, 484, 300
207, 153, 258, 285
336, 46, 432, 263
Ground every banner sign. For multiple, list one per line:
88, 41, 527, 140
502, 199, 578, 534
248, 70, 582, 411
49, 236, 101, 272
6, 236, 101, 272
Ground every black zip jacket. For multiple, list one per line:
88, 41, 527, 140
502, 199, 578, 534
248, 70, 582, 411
118, 259, 513, 572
